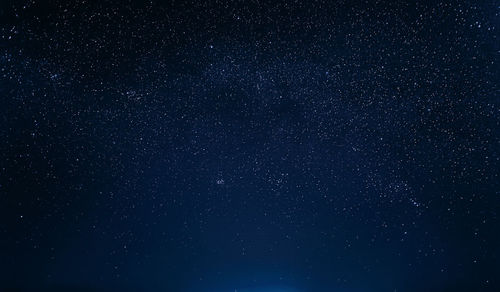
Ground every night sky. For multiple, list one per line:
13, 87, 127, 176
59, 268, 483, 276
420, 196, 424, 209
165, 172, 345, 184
0, 0, 499, 291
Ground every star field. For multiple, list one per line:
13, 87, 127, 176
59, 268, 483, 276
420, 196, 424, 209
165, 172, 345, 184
0, 0, 499, 291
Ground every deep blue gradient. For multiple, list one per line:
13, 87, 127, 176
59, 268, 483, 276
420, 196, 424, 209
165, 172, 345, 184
0, 0, 499, 291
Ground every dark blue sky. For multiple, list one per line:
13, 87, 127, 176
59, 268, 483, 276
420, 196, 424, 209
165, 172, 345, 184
0, 0, 499, 291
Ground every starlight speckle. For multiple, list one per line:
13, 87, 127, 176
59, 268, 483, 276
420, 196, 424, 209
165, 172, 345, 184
0, 0, 498, 291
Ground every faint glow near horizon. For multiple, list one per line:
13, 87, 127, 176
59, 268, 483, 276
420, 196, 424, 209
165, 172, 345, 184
232, 287, 298, 292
